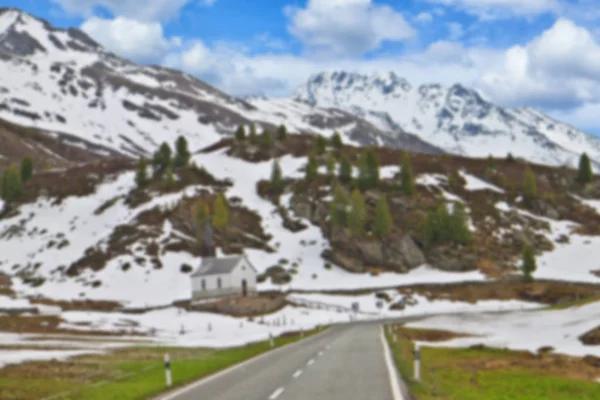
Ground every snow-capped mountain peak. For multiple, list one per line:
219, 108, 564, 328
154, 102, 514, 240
295, 71, 600, 168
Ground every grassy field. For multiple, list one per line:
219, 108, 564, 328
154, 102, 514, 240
0, 328, 323, 400
543, 294, 600, 310
385, 326, 600, 400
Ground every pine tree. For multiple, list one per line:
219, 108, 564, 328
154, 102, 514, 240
165, 164, 175, 185
193, 199, 210, 245
576, 153, 593, 184
521, 243, 537, 281
523, 166, 537, 201
435, 203, 452, 243
365, 150, 380, 188
506, 152, 515, 162
249, 123, 258, 144
152, 142, 172, 178
450, 202, 471, 245
325, 152, 336, 178
270, 160, 284, 195
316, 135, 327, 155
374, 194, 393, 238
135, 157, 149, 187
235, 125, 246, 141
260, 129, 273, 150
174, 136, 191, 168
338, 155, 352, 184
330, 184, 349, 228
20, 156, 33, 183
277, 124, 287, 140
399, 152, 415, 196
348, 188, 366, 236
212, 193, 229, 230
305, 153, 318, 182
330, 132, 343, 150
423, 210, 437, 247
486, 155, 496, 171
1, 164, 22, 202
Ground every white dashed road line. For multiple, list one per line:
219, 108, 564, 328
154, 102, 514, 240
268, 387, 285, 400
318, 351, 324, 357
293, 369, 303, 378
307, 358, 315, 366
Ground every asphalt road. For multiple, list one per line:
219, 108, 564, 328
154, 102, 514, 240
161, 323, 407, 400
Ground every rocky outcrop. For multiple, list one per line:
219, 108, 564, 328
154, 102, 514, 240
324, 229, 425, 273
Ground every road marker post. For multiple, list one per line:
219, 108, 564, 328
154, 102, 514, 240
269, 332, 274, 348
164, 353, 172, 387
414, 344, 421, 382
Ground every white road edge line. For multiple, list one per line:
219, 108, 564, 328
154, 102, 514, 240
307, 358, 315, 366
157, 328, 332, 400
293, 369, 303, 378
268, 387, 285, 399
380, 325, 405, 400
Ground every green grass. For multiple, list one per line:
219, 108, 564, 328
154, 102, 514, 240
542, 294, 600, 310
385, 327, 600, 400
0, 328, 324, 400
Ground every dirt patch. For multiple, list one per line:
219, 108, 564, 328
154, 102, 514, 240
579, 325, 600, 345
395, 279, 600, 306
448, 346, 600, 383
29, 298, 122, 312
395, 326, 474, 342
0, 314, 140, 336
185, 294, 287, 317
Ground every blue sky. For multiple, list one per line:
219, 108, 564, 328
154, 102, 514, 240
5, 0, 600, 134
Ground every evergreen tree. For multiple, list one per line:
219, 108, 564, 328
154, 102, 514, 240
305, 153, 318, 181
260, 129, 273, 150
576, 153, 593, 184
152, 142, 172, 178
330, 131, 343, 150
435, 203, 452, 243
506, 152, 515, 162
1, 164, 22, 202
348, 188, 366, 236
316, 135, 327, 155
135, 157, 149, 187
325, 152, 336, 178
212, 193, 230, 230
523, 166, 537, 201
193, 199, 210, 244
338, 155, 352, 184
235, 125, 246, 141
330, 184, 349, 228
249, 123, 258, 144
365, 150, 380, 188
374, 194, 393, 238
521, 243, 537, 281
422, 210, 437, 247
270, 160, 284, 195
399, 152, 415, 196
277, 124, 287, 140
20, 156, 33, 183
165, 164, 175, 185
449, 202, 471, 245
174, 136, 191, 168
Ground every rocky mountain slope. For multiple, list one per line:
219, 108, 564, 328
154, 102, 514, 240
295, 71, 600, 168
0, 8, 439, 158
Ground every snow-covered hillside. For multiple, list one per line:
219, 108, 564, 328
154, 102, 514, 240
295, 71, 600, 168
0, 9, 437, 157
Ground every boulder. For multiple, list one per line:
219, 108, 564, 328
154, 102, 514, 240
428, 247, 478, 272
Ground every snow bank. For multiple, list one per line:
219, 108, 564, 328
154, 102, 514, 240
460, 171, 504, 193
405, 300, 600, 357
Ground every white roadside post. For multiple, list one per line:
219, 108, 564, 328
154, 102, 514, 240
164, 353, 172, 387
414, 344, 421, 382
269, 332, 274, 348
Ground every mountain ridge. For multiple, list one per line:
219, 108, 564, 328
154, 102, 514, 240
295, 70, 600, 169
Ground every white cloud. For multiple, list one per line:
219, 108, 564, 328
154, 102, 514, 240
478, 19, 600, 109
51, 0, 193, 21
446, 22, 464, 40
81, 17, 175, 62
414, 12, 433, 23
424, 0, 560, 19
285, 0, 416, 57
